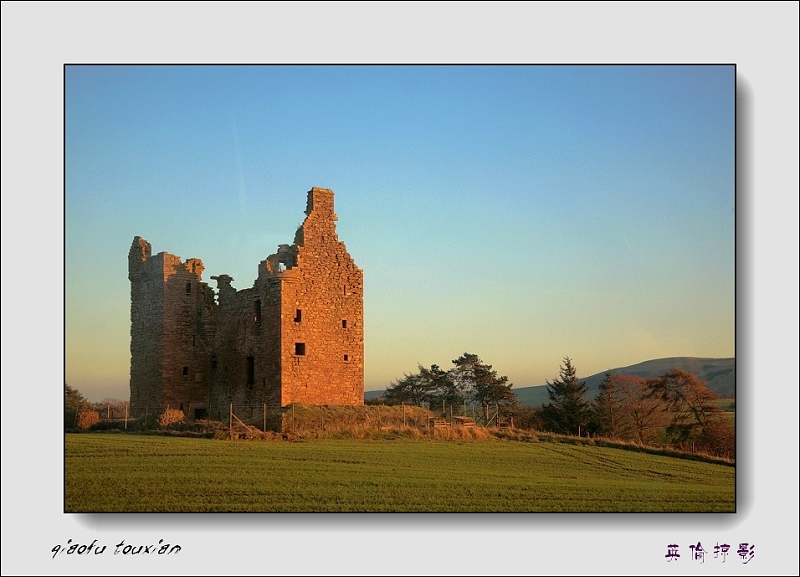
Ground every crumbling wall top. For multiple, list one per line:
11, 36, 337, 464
128, 236, 205, 281
305, 187, 337, 221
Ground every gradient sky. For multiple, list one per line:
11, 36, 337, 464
65, 64, 735, 401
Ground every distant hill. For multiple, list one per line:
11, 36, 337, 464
364, 389, 386, 402
365, 357, 735, 407
513, 357, 735, 407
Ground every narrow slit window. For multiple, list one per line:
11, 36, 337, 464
254, 299, 262, 323
294, 309, 302, 322
186, 282, 192, 294
246, 356, 255, 388
295, 342, 306, 356
341, 319, 347, 329
182, 366, 189, 380
343, 354, 349, 362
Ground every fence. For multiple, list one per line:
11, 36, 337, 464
223, 402, 511, 437
73, 401, 515, 435
67, 404, 131, 430
421, 401, 513, 428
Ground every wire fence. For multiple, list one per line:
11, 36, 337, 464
69, 401, 515, 435
220, 402, 514, 436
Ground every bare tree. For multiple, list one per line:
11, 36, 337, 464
614, 374, 667, 444
647, 369, 718, 446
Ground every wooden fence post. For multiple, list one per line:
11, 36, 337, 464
263, 403, 266, 432
229, 403, 233, 440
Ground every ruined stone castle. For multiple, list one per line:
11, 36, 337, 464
128, 187, 364, 418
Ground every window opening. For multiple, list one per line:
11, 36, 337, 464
246, 356, 255, 389
182, 366, 189, 380
186, 282, 192, 294
344, 354, 349, 361
295, 342, 306, 356
342, 319, 347, 329
294, 309, 302, 322
254, 299, 262, 323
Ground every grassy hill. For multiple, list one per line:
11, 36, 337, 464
366, 357, 735, 407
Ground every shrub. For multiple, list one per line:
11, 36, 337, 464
158, 409, 186, 428
89, 419, 126, 431
696, 419, 735, 459
512, 406, 543, 430
76, 410, 100, 430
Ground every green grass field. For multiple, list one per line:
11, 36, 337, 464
65, 433, 735, 512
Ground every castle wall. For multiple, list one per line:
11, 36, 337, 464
129, 187, 364, 420
208, 278, 282, 412
159, 256, 214, 415
278, 188, 364, 405
128, 238, 164, 415
129, 239, 217, 417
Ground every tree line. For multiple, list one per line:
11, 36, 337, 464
376, 353, 518, 410
532, 357, 733, 458
377, 354, 733, 458
67, 354, 733, 458
65, 383, 129, 429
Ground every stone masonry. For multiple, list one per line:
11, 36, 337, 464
128, 187, 364, 418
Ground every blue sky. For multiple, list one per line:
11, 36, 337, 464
65, 64, 735, 401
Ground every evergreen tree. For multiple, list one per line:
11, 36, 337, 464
422, 364, 462, 409
384, 370, 433, 406
590, 372, 620, 437
540, 357, 591, 435
451, 352, 517, 409
384, 353, 518, 414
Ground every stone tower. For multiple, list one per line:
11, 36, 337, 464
128, 187, 364, 419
